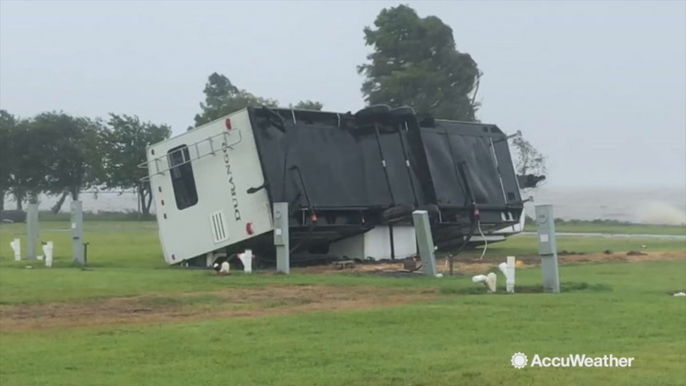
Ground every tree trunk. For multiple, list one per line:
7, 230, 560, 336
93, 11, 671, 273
137, 185, 152, 217
0, 189, 5, 213
141, 187, 152, 216
51, 191, 69, 213
13, 190, 24, 211
146, 190, 153, 215
137, 186, 144, 218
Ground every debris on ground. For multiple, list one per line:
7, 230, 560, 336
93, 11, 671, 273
626, 251, 647, 256
403, 259, 418, 271
294, 251, 685, 276
560, 250, 586, 256
333, 260, 355, 270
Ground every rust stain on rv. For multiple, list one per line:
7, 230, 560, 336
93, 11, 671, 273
221, 140, 241, 221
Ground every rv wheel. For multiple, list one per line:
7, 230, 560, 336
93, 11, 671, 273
390, 106, 416, 124
354, 105, 392, 126
381, 205, 415, 222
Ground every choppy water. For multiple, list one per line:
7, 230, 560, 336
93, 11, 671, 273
3, 187, 686, 225
525, 187, 686, 225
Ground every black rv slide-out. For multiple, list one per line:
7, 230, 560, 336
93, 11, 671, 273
241, 105, 524, 259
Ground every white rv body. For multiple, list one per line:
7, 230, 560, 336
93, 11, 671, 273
328, 225, 417, 261
145, 109, 273, 265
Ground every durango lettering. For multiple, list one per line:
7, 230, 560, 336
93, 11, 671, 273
221, 141, 241, 221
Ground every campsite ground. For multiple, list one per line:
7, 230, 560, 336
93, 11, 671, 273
0, 221, 684, 386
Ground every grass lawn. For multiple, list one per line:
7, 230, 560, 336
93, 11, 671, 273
0, 221, 685, 386
523, 221, 685, 236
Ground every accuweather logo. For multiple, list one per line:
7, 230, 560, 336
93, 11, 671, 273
511, 353, 528, 369
511, 353, 635, 369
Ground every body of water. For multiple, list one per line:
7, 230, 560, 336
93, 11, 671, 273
526, 187, 685, 225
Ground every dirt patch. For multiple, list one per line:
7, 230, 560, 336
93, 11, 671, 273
2, 252, 682, 332
452, 251, 685, 271
0, 286, 436, 332
558, 250, 685, 264
296, 251, 686, 276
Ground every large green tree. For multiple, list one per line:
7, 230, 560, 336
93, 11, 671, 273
27, 112, 106, 213
192, 73, 325, 129
0, 110, 18, 212
1, 111, 107, 212
192, 73, 278, 129
102, 114, 171, 215
358, 5, 481, 121
5, 117, 61, 208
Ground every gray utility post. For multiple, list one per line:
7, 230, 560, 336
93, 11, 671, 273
71, 200, 85, 264
535, 204, 560, 293
26, 203, 39, 260
412, 210, 438, 277
273, 202, 290, 274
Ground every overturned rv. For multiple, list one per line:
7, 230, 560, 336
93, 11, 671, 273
142, 105, 524, 266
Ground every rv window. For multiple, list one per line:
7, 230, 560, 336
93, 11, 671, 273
168, 145, 198, 210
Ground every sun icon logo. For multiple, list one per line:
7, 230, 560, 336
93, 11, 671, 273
511, 352, 528, 369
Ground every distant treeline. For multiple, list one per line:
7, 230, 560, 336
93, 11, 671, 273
524, 215, 683, 228
0, 209, 156, 223
0, 111, 171, 216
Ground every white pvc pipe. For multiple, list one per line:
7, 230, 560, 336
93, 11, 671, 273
472, 274, 488, 283
498, 257, 516, 293
43, 241, 54, 268
486, 272, 497, 293
472, 273, 497, 293
219, 261, 230, 274
498, 262, 508, 277
10, 238, 20, 261
238, 249, 253, 273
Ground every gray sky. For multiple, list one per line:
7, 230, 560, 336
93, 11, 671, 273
1, 0, 685, 189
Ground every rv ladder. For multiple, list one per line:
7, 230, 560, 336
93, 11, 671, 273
138, 130, 242, 181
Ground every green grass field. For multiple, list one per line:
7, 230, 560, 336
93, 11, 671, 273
0, 221, 685, 386
523, 220, 685, 236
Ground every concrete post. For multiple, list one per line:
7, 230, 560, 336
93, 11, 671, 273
506, 256, 516, 293
273, 202, 290, 274
26, 203, 39, 260
71, 200, 84, 264
412, 210, 438, 277
535, 204, 560, 293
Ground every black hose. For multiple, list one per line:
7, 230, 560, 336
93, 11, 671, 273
373, 123, 396, 205
280, 133, 291, 202
288, 166, 313, 210
396, 128, 419, 207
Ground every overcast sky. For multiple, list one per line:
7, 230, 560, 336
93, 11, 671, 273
1, 0, 684, 189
